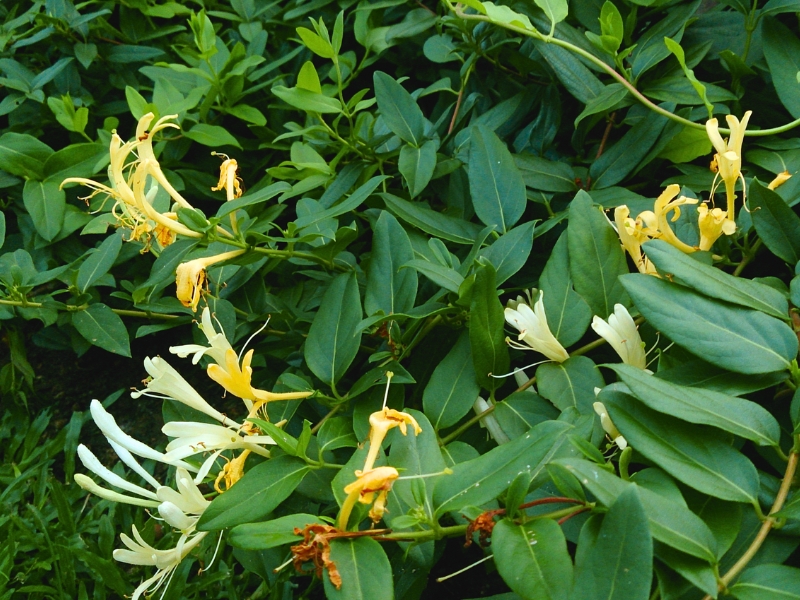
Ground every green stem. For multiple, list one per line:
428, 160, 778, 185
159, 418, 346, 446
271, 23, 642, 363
215, 236, 350, 271
443, 1, 800, 137
733, 239, 762, 277
0, 299, 180, 319
379, 523, 468, 542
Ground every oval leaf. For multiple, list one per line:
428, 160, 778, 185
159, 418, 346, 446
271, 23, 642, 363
72, 304, 131, 357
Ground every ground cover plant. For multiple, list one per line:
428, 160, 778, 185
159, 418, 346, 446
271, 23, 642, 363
3, 0, 800, 598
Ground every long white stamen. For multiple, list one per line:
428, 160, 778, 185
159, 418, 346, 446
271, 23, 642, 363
436, 554, 494, 583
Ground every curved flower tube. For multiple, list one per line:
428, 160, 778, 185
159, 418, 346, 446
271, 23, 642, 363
706, 111, 752, 224
504, 290, 569, 362
338, 466, 400, 530
591, 304, 648, 371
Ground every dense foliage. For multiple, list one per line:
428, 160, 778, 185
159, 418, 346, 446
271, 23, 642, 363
4, 0, 800, 599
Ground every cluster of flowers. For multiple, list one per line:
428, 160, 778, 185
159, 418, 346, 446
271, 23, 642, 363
75, 308, 312, 598
62, 114, 249, 312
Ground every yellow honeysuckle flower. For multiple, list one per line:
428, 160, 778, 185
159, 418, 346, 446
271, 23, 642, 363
768, 170, 792, 190
637, 185, 698, 254
504, 290, 569, 362
591, 304, 648, 370
214, 449, 251, 493
614, 205, 657, 275
175, 249, 246, 312
211, 153, 244, 201
706, 111, 752, 223
338, 466, 399, 530
697, 204, 736, 252
593, 401, 627, 450
359, 408, 422, 475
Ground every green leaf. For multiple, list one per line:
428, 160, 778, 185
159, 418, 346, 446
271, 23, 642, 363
399, 140, 437, 198
272, 85, 343, 114
198, 456, 309, 530
557, 459, 718, 561
644, 239, 789, 320
493, 519, 573, 600
630, 2, 699, 79
382, 193, 483, 244
494, 392, 560, 439
402, 259, 464, 293
295, 176, 385, 229
184, 123, 242, 149
468, 125, 527, 233
620, 273, 797, 374
390, 409, 447, 509
433, 420, 572, 517
229, 514, 325, 550
606, 395, 760, 504
304, 272, 362, 386
72, 304, 131, 357
365, 211, 417, 316
763, 18, 800, 119
609, 365, 781, 447
539, 232, 593, 347
729, 564, 800, 600
216, 182, 291, 218
0, 212, 5, 250
533, 0, 568, 35
537, 356, 604, 414
749, 179, 800, 264
296, 27, 334, 58
589, 111, 669, 189
568, 191, 629, 318
0, 132, 52, 179
44, 143, 109, 183
664, 37, 714, 118
373, 71, 426, 146
478, 221, 535, 286
534, 42, 604, 104
657, 125, 713, 163
514, 154, 577, 192
423, 331, 480, 430
574, 83, 630, 127
317, 417, 358, 453
469, 260, 509, 391
573, 486, 652, 600
77, 233, 123, 293
23, 180, 65, 242
323, 538, 393, 600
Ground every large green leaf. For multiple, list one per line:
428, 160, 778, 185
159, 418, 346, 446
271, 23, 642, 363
729, 564, 800, 600
364, 211, 417, 316
389, 409, 446, 510
534, 42, 604, 104
323, 537, 394, 600
0, 132, 52, 179
423, 331, 479, 430
23, 180, 65, 242
620, 273, 797, 374
478, 221, 535, 286
568, 191, 629, 318
469, 260, 509, 391
77, 233, 123, 293
304, 272, 362, 386
373, 71, 426, 146
72, 304, 131, 357
184, 123, 242, 149
272, 85, 343, 113
643, 239, 788, 320
433, 420, 572, 517
608, 365, 781, 447
605, 395, 760, 504
382, 193, 482, 244
537, 356, 604, 414
197, 456, 309, 530
514, 153, 577, 193
556, 459, 718, 561
539, 232, 592, 347
493, 519, 572, 600
468, 125, 526, 233
573, 486, 652, 600
228, 514, 325, 550
399, 140, 437, 197
43, 142, 108, 183
762, 17, 800, 118
749, 179, 800, 264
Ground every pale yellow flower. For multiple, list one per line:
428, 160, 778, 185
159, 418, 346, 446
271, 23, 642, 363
504, 291, 569, 362
614, 206, 657, 275
211, 154, 244, 201
338, 466, 399, 530
637, 185, 698, 254
175, 249, 246, 312
706, 111, 752, 223
697, 204, 736, 252
591, 304, 647, 370
768, 171, 792, 190
593, 401, 627, 449
359, 408, 422, 475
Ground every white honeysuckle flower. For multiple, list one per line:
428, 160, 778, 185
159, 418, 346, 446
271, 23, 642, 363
591, 304, 648, 371
107, 439, 161, 489
161, 421, 274, 463
89, 400, 196, 471
158, 501, 197, 532
504, 290, 570, 362
170, 307, 233, 365
74, 474, 160, 508
155, 468, 210, 516
131, 357, 240, 428
77, 444, 158, 500
114, 525, 208, 600
593, 401, 628, 450
473, 396, 510, 445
